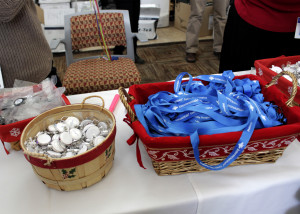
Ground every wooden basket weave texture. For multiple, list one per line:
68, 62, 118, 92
20, 97, 116, 191
119, 72, 300, 175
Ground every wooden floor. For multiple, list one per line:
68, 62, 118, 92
53, 25, 219, 84
135, 41, 219, 84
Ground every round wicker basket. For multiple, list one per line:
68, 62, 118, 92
20, 96, 116, 191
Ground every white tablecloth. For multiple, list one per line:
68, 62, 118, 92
1, 70, 300, 214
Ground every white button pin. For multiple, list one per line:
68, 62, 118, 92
85, 126, 100, 140
60, 132, 73, 145
47, 151, 62, 158
93, 136, 105, 147
69, 128, 82, 141
56, 122, 67, 132
51, 139, 64, 153
37, 133, 51, 146
65, 116, 80, 128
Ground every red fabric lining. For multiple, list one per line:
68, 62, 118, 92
254, 55, 300, 104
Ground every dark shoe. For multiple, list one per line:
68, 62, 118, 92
48, 65, 62, 87
135, 54, 145, 64
186, 53, 196, 63
113, 45, 125, 55
213, 51, 221, 59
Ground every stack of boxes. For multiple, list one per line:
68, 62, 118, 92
140, 0, 170, 28
36, 1, 206, 49
37, 0, 95, 53
38, 0, 75, 52
174, 0, 214, 37
138, 4, 160, 40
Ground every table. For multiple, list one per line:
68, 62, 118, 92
1, 70, 300, 214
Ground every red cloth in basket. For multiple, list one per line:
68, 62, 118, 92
126, 74, 300, 163
0, 87, 70, 143
254, 55, 300, 104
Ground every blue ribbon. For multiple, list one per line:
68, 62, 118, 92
134, 71, 286, 170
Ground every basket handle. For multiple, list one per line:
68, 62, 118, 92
265, 71, 299, 107
118, 87, 137, 122
81, 96, 105, 108
23, 150, 53, 166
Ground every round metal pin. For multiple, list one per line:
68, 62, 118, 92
37, 133, 51, 146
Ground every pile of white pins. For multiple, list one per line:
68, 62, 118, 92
24, 116, 112, 158
270, 61, 300, 85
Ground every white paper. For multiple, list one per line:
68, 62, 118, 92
294, 17, 300, 39
0, 66, 4, 88
44, 8, 75, 27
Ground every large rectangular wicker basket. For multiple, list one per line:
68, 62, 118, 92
119, 73, 300, 176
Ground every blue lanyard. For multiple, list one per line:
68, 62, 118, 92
134, 71, 286, 170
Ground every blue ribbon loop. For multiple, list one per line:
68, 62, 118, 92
134, 71, 286, 170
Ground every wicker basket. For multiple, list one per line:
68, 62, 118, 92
20, 96, 116, 191
254, 55, 300, 106
119, 72, 300, 175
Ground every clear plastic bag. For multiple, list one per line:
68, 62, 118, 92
0, 77, 66, 125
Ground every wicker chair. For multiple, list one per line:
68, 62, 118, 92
57, 10, 141, 95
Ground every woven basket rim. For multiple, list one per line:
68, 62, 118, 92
20, 103, 116, 163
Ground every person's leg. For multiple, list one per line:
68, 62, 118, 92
113, 0, 129, 55
115, 0, 144, 64
212, 0, 230, 54
132, 0, 145, 64
219, 4, 259, 72
186, 0, 207, 62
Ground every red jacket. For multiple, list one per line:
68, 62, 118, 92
235, 0, 300, 32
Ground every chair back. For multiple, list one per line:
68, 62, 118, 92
63, 10, 135, 67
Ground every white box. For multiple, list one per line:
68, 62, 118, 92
40, 3, 71, 10
43, 8, 75, 27
140, 4, 160, 20
71, 1, 95, 13
43, 28, 65, 53
39, 0, 70, 3
141, 0, 169, 28
138, 20, 157, 40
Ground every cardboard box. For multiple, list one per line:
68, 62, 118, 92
175, 2, 213, 37
35, 4, 44, 24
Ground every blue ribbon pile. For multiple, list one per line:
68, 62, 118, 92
134, 71, 286, 170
